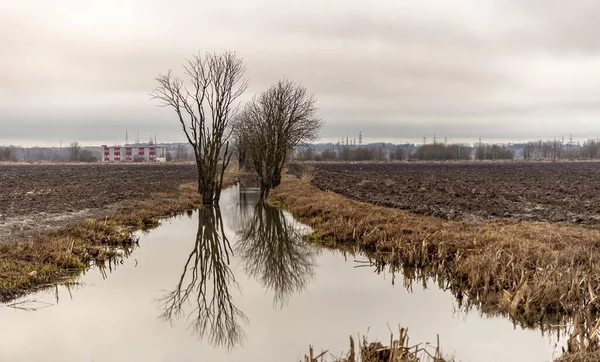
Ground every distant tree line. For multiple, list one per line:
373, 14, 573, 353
297, 145, 405, 162
0, 146, 18, 162
522, 139, 600, 160
296, 143, 476, 162
413, 143, 472, 161
474, 144, 514, 160
0, 144, 100, 162
69, 142, 98, 162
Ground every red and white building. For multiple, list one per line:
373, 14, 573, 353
102, 145, 166, 162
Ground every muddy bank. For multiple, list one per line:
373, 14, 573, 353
309, 162, 600, 225
0, 163, 198, 239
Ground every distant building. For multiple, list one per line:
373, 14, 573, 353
101, 145, 166, 162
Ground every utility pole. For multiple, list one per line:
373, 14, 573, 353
433, 133, 437, 145
423, 135, 427, 145
444, 136, 447, 145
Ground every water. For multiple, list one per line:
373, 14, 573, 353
0, 187, 565, 362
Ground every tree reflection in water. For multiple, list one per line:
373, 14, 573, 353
158, 187, 315, 349
235, 201, 316, 307
158, 206, 247, 349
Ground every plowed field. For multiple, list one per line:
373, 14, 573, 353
311, 162, 600, 225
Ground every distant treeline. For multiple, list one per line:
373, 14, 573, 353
0, 143, 198, 163
413, 144, 472, 160
474, 144, 514, 160
296, 143, 514, 161
0, 146, 17, 162
297, 145, 406, 162
0, 144, 100, 162
523, 139, 600, 160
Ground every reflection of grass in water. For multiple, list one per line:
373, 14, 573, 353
270, 173, 600, 360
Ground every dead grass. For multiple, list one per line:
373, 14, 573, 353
0, 170, 242, 303
302, 326, 451, 362
270, 173, 600, 359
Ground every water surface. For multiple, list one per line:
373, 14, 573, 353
0, 187, 565, 361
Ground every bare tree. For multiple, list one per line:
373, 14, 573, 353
151, 51, 247, 204
234, 80, 322, 197
69, 141, 80, 162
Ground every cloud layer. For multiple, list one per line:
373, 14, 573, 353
2, 0, 600, 145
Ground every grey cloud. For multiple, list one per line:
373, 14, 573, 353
3, 0, 600, 145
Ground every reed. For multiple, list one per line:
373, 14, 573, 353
302, 325, 450, 362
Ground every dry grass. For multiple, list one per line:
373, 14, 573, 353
0, 170, 242, 303
302, 326, 450, 362
270, 173, 600, 359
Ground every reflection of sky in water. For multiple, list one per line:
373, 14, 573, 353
0, 186, 563, 362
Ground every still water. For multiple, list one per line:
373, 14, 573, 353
0, 187, 564, 362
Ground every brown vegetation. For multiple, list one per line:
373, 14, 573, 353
270, 170, 600, 359
301, 326, 450, 362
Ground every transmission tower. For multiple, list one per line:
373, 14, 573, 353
359, 130, 363, 146
570, 134, 573, 149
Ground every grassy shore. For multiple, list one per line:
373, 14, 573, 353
270, 171, 600, 360
0, 169, 241, 303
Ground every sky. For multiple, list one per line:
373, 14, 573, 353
2, 0, 600, 146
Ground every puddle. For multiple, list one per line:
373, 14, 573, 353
0, 186, 566, 361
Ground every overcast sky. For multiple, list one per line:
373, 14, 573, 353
2, 0, 600, 146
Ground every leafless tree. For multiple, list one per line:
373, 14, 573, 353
69, 141, 80, 162
151, 51, 247, 203
175, 144, 189, 160
233, 80, 322, 197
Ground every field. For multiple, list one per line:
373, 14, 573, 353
0, 163, 198, 239
311, 162, 600, 225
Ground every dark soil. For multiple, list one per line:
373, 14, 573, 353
310, 162, 600, 225
0, 163, 198, 238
